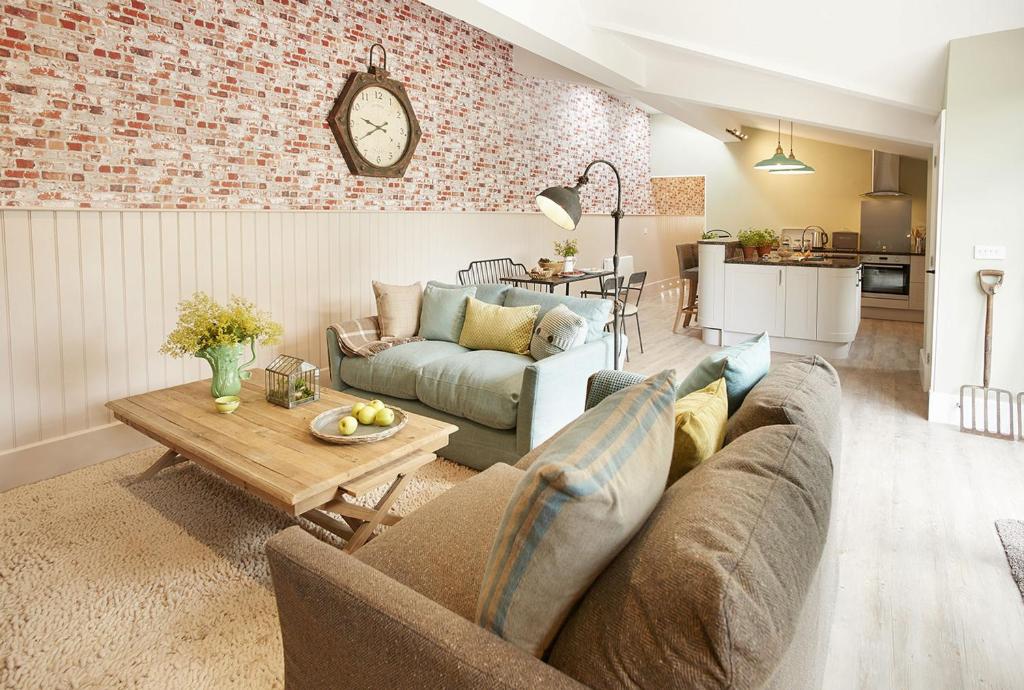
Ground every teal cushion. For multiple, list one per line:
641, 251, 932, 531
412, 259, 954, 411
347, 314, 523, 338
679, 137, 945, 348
339, 340, 469, 399
428, 280, 509, 305
502, 287, 612, 343
419, 284, 477, 342
416, 350, 531, 430
677, 332, 770, 415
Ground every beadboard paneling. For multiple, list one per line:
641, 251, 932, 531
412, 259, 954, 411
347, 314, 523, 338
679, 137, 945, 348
0, 209, 702, 461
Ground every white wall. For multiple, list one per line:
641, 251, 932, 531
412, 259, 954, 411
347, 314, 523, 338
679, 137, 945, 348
650, 114, 929, 236
931, 28, 1024, 419
0, 208, 701, 489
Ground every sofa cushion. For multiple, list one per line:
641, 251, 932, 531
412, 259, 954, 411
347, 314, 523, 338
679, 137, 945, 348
416, 350, 531, 429
419, 284, 477, 343
339, 340, 469, 400
458, 297, 539, 356
670, 376, 728, 485
530, 304, 588, 360
372, 281, 422, 338
678, 331, 771, 414
548, 424, 833, 689
725, 355, 842, 459
477, 370, 676, 657
502, 287, 612, 343
354, 463, 524, 621
428, 280, 509, 305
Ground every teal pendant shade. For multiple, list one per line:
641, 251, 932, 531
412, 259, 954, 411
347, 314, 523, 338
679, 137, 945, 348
754, 149, 803, 171
768, 121, 815, 174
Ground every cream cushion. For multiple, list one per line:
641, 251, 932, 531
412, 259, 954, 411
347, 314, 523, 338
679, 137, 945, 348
372, 281, 422, 338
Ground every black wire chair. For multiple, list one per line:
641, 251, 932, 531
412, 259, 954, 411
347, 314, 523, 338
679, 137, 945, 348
620, 271, 647, 354
457, 258, 542, 291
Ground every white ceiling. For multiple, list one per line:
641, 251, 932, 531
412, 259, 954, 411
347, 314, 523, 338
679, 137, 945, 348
422, 0, 1024, 153
585, 0, 1024, 113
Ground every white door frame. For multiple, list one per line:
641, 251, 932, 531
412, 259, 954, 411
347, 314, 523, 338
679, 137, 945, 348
921, 110, 945, 396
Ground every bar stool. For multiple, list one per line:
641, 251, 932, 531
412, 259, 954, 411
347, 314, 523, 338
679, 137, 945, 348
674, 243, 699, 332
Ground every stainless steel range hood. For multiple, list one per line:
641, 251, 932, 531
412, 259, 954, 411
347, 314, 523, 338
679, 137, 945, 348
860, 151, 907, 198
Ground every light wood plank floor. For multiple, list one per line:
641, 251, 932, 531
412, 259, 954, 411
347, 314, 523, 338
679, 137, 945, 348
627, 283, 1024, 690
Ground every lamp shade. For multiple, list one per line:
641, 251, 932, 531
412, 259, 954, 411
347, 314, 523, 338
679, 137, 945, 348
770, 163, 816, 175
754, 146, 803, 171
536, 186, 581, 230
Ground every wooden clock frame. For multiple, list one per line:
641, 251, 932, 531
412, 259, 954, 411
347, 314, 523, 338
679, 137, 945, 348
327, 45, 422, 179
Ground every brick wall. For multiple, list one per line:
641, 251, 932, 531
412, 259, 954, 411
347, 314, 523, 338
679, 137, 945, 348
0, 0, 654, 213
652, 175, 705, 216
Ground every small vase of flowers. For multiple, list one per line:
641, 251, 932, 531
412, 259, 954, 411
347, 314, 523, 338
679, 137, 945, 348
161, 293, 283, 399
554, 238, 579, 273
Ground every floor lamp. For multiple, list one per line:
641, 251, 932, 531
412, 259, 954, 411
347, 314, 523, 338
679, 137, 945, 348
535, 159, 623, 370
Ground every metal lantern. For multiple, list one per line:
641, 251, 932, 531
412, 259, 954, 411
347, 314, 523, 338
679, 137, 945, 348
266, 355, 320, 409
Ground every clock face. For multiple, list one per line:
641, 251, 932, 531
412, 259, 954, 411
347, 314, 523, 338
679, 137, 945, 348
347, 86, 411, 168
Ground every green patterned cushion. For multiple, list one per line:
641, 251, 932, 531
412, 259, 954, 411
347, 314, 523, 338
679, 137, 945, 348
529, 304, 588, 360
458, 297, 539, 355
476, 369, 677, 656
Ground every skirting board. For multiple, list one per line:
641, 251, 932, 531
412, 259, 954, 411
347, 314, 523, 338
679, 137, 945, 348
861, 307, 924, 323
0, 422, 156, 493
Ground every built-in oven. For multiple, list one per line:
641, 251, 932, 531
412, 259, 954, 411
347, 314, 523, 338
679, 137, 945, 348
860, 254, 910, 299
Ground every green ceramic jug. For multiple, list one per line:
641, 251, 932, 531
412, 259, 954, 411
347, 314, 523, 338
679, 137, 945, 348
198, 339, 257, 398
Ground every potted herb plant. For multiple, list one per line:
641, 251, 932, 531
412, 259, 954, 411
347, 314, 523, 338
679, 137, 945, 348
757, 228, 777, 258
161, 292, 283, 398
737, 229, 762, 260
553, 239, 579, 273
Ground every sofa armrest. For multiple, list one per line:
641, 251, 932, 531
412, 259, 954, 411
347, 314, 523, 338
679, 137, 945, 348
585, 369, 647, 410
325, 326, 346, 391
266, 527, 583, 690
515, 336, 613, 457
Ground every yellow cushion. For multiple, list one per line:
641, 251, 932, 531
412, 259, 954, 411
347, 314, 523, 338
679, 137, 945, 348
458, 297, 539, 355
669, 377, 728, 485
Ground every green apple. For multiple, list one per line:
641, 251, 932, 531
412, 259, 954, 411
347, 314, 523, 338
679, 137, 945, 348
374, 407, 395, 427
369, 399, 386, 410
351, 401, 367, 416
337, 416, 358, 436
356, 405, 378, 425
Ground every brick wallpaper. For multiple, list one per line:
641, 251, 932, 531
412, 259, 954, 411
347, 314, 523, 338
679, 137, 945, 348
652, 175, 705, 216
0, 0, 655, 213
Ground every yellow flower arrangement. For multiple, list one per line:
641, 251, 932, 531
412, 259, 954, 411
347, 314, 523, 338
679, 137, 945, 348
160, 292, 283, 358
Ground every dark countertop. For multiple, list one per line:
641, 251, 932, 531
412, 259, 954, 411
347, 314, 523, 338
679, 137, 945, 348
725, 256, 862, 270
813, 248, 925, 256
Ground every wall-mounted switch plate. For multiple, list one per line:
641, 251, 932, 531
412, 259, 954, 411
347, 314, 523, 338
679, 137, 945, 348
974, 245, 1006, 260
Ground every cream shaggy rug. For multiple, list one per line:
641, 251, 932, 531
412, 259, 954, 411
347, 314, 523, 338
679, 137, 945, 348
0, 447, 476, 689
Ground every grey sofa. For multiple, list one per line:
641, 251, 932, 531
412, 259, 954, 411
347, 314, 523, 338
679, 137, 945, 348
267, 355, 842, 689
325, 282, 614, 470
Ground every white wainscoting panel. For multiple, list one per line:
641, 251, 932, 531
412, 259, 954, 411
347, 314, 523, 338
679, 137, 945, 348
0, 209, 702, 487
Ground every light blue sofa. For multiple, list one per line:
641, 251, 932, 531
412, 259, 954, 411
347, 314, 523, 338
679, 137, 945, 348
326, 282, 614, 470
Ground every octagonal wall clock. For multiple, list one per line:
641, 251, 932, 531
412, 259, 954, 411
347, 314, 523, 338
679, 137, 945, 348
328, 43, 422, 178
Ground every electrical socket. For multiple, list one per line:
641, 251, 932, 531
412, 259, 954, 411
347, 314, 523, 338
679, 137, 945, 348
974, 245, 1006, 260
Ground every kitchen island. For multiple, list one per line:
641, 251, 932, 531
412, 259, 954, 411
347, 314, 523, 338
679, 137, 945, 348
698, 241, 862, 358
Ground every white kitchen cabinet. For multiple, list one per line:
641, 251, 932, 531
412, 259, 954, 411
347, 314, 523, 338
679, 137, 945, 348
816, 267, 862, 342
785, 267, 819, 340
910, 255, 925, 283
724, 263, 786, 337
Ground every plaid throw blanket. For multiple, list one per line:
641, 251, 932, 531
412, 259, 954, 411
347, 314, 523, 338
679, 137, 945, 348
330, 317, 424, 358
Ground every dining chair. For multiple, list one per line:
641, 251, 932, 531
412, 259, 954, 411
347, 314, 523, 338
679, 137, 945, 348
674, 244, 699, 332
620, 271, 647, 354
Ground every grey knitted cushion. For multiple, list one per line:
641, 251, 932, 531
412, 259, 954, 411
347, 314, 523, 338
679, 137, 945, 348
529, 304, 588, 360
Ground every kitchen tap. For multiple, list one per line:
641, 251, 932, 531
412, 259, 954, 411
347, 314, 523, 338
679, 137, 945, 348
801, 225, 829, 251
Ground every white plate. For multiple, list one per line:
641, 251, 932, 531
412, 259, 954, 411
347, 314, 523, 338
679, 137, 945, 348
309, 404, 408, 444
580, 268, 604, 274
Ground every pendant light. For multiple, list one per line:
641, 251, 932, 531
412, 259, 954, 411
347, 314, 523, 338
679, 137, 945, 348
770, 121, 815, 175
754, 119, 803, 171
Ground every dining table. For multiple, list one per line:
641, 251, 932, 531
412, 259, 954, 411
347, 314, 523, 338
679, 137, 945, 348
499, 270, 612, 295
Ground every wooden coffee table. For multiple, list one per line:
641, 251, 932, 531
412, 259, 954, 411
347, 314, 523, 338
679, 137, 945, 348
106, 371, 458, 552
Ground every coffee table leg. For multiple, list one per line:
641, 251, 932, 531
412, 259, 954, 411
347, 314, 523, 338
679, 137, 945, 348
133, 448, 186, 483
344, 472, 414, 553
